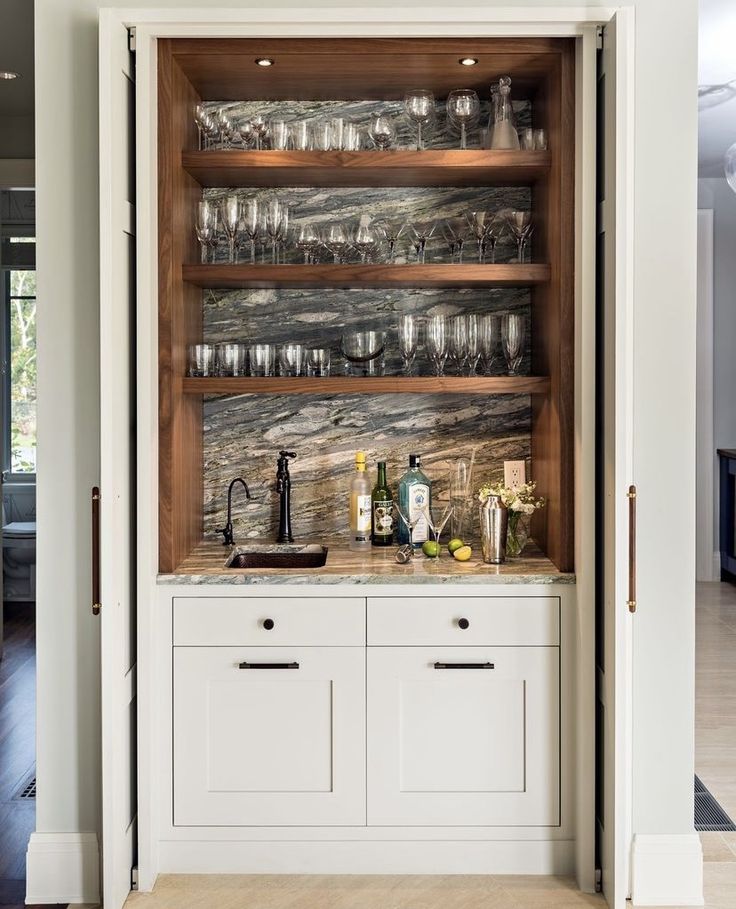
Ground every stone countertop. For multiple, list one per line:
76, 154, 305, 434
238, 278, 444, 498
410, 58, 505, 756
157, 540, 575, 586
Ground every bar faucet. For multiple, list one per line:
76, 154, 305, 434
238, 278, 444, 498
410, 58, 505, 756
276, 451, 297, 543
217, 477, 251, 546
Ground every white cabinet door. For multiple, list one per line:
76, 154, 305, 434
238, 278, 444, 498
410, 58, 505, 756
367, 647, 559, 826
174, 647, 365, 826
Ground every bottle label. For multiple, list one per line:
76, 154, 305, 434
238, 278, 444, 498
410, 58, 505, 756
373, 499, 394, 537
355, 494, 372, 533
408, 484, 429, 542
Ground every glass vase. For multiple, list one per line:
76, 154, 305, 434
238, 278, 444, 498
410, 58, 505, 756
506, 511, 529, 559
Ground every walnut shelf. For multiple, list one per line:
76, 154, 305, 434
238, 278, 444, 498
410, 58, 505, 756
182, 376, 550, 395
182, 149, 551, 188
183, 263, 551, 289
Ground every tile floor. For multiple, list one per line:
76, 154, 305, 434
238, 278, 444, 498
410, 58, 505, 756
121, 582, 736, 909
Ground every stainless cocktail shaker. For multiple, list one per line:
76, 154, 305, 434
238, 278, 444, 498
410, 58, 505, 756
480, 494, 508, 564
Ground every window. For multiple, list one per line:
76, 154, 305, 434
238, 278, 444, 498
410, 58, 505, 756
3, 238, 37, 478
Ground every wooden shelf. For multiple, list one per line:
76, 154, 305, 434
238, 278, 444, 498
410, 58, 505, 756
181, 149, 551, 188
183, 263, 550, 289
182, 376, 551, 395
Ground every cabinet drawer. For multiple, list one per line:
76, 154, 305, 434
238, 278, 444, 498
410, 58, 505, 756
173, 597, 365, 646
367, 596, 559, 646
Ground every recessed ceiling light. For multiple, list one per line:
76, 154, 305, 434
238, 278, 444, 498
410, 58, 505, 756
459, 57, 478, 66
255, 58, 274, 67
0, 71, 19, 80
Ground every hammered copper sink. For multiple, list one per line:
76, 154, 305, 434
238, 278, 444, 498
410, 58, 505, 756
225, 544, 329, 570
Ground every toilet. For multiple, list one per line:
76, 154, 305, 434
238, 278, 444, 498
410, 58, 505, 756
2, 504, 36, 602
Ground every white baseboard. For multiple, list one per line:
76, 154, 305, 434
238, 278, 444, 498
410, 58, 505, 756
158, 838, 574, 875
630, 833, 704, 906
713, 551, 722, 582
26, 832, 100, 905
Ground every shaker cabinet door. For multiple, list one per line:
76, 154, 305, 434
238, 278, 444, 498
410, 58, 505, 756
367, 647, 559, 826
174, 646, 365, 826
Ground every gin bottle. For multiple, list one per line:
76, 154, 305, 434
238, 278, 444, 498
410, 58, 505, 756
397, 454, 432, 546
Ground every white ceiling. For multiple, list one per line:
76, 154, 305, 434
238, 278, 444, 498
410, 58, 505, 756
699, 0, 736, 177
0, 0, 34, 119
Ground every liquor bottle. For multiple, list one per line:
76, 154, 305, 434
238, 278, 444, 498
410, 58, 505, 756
349, 451, 372, 552
371, 461, 394, 547
397, 453, 432, 546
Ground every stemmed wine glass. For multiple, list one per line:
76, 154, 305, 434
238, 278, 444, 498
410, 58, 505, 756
368, 113, 397, 150
375, 220, 406, 264
265, 197, 288, 264
194, 104, 212, 150
251, 114, 269, 150
219, 195, 241, 264
422, 503, 454, 560
195, 200, 216, 263
323, 222, 350, 264
404, 90, 435, 150
447, 89, 480, 150
241, 198, 260, 265
398, 314, 419, 375
505, 210, 534, 263
448, 315, 469, 374
354, 222, 379, 263
409, 219, 437, 264
238, 120, 256, 149
501, 312, 525, 375
479, 313, 499, 375
426, 314, 448, 376
215, 109, 235, 149
296, 223, 321, 264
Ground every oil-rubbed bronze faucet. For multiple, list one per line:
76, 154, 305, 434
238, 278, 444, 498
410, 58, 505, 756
217, 477, 251, 546
276, 451, 297, 543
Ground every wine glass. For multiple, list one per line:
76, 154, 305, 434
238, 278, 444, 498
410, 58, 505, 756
398, 314, 419, 375
241, 198, 260, 265
422, 503, 454, 560
219, 195, 241, 264
323, 222, 350, 264
194, 104, 210, 150
448, 315, 469, 374
368, 113, 397, 150
265, 197, 286, 264
251, 114, 269, 150
466, 314, 482, 375
479, 313, 499, 375
409, 219, 437, 264
214, 109, 234, 149
404, 90, 435, 150
237, 119, 256, 149
354, 222, 379, 263
296, 222, 320, 264
374, 219, 406, 264
426, 314, 448, 376
195, 200, 216, 263
505, 210, 534, 263
501, 312, 525, 375
446, 89, 480, 150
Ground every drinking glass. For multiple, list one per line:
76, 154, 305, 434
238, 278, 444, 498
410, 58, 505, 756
533, 128, 548, 150
219, 195, 241, 264
216, 342, 248, 376
292, 120, 313, 151
368, 113, 397, 150
422, 503, 454, 559
440, 220, 459, 262
323, 222, 350, 263
330, 117, 346, 150
194, 104, 210, 150
278, 343, 306, 377
215, 109, 235, 149
465, 313, 481, 375
306, 347, 331, 376
354, 222, 379, 263
426, 314, 448, 376
266, 197, 287, 264
404, 90, 435, 150
251, 114, 269, 150
188, 343, 216, 377
296, 223, 321, 264
517, 127, 534, 150
409, 219, 437, 264
374, 219, 406, 264
479, 313, 499, 375
340, 330, 386, 376
505, 210, 534, 263
237, 119, 256, 149
466, 210, 494, 264
248, 343, 275, 377
313, 120, 332, 151
270, 119, 292, 151
450, 459, 473, 540
398, 314, 419, 375
343, 121, 363, 151
447, 89, 480, 150
394, 503, 417, 555
501, 313, 525, 376
448, 315, 469, 374
241, 198, 260, 265
195, 200, 216, 264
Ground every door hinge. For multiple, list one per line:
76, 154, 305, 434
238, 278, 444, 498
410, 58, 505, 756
131, 866, 139, 891
128, 26, 136, 53
596, 25, 604, 50
595, 867, 602, 892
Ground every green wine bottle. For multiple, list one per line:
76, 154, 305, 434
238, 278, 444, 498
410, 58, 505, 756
371, 461, 395, 547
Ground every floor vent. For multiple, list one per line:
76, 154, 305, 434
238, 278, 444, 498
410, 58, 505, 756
695, 775, 736, 831
13, 774, 36, 800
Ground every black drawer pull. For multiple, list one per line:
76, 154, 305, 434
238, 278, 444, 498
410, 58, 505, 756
238, 661, 299, 670
457, 617, 470, 629
262, 618, 275, 630
433, 661, 494, 670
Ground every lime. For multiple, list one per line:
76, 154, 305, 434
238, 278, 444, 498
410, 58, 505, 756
447, 538, 465, 554
453, 545, 473, 562
422, 540, 441, 558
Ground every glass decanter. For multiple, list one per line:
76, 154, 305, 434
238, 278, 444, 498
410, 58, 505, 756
489, 76, 520, 150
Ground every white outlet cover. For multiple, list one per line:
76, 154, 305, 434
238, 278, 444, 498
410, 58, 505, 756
504, 460, 526, 488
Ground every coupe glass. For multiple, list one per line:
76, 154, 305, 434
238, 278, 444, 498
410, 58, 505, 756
505, 210, 534, 263
195, 200, 216, 264
398, 314, 419, 375
422, 503, 454, 560
447, 89, 480, 150
479, 313, 499, 375
501, 313, 525, 376
241, 198, 260, 265
374, 219, 406, 264
448, 315, 469, 374
425, 314, 448, 376
368, 113, 397, 150
408, 219, 437, 264
404, 90, 435, 150
219, 195, 241, 264
296, 223, 321, 264
465, 313, 481, 375
323, 222, 350, 264
278, 343, 306, 377
340, 330, 386, 376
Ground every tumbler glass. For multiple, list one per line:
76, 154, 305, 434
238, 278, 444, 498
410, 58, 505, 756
270, 119, 292, 151
292, 120, 313, 151
533, 128, 548, 150
306, 346, 331, 377
248, 343, 275, 377
188, 343, 216, 377
517, 127, 534, 150
278, 343, 306, 377
216, 342, 248, 376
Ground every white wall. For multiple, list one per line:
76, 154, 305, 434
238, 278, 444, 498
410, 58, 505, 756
32, 0, 699, 903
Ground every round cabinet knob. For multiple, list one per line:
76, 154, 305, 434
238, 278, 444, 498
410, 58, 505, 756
262, 618, 275, 631
457, 617, 470, 630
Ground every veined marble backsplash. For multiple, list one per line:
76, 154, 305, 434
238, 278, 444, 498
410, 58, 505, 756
200, 99, 536, 544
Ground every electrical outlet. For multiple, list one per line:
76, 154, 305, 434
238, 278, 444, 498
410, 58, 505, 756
504, 460, 526, 489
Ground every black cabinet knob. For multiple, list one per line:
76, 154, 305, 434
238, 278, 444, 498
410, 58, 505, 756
262, 618, 275, 630
457, 617, 470, 630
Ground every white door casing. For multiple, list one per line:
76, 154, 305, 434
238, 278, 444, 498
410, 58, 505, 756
99, 15, 138, 909
696, 209, 715, 581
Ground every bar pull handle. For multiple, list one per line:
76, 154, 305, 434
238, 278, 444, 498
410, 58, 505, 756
238, 661, 299, 670
627, 484, 637, 613
92, 486, 101, 616
433, 662, 495, 670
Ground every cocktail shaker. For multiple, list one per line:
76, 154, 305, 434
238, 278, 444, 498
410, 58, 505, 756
480, 494, 508, 564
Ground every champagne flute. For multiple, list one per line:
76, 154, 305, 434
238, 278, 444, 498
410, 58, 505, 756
404, 90, 435, 150
426, 314, 448, 376
219, 195, 240, 264
398, 314, 419, 375
501, 312, 525, 375
466, 313, 481, 375
422, 503, 454, 560
446, 89, 480, 150
265, 197, 285, 264
479, 313, 499, 375
241, 198, 260, 265
448, 314, 469, 374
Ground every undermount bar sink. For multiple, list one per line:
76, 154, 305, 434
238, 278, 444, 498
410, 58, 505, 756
225, 544, 329, 570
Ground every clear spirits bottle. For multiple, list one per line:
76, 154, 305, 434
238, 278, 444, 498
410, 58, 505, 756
349, 451, 372, 552
397, 454, 432, 546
